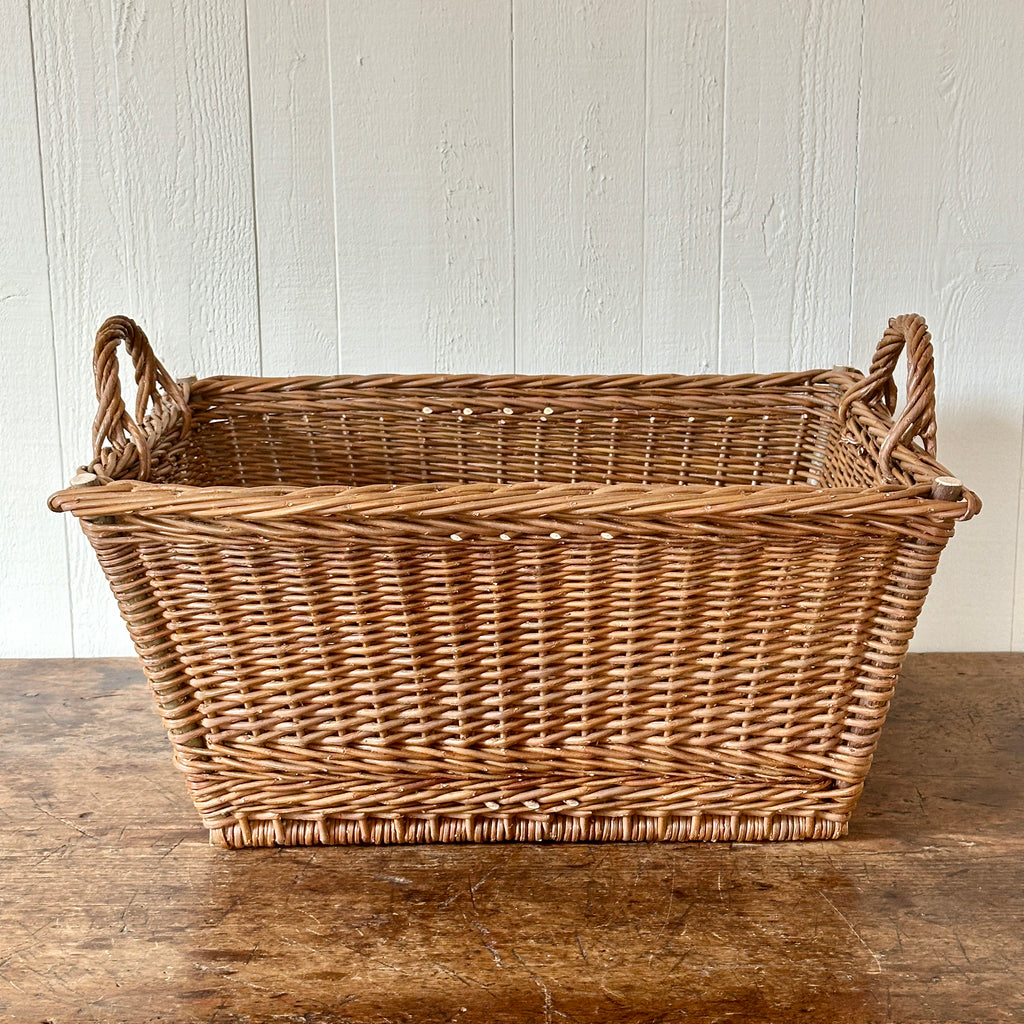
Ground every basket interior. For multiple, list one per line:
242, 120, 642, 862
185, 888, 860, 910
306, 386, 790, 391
160, 380, 881, 491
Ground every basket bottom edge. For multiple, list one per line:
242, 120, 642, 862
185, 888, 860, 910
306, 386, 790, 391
209, 811, 850, 848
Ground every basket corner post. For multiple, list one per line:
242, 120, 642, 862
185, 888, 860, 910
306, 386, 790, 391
208, 827, 231, 849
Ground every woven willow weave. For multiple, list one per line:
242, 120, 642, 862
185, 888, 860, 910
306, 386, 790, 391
50, 314, 978, 846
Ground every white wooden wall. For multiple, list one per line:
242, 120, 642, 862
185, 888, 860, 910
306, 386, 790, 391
2, 0, 1021, 656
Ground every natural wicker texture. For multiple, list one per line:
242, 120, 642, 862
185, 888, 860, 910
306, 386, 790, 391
50, 314, 978, 846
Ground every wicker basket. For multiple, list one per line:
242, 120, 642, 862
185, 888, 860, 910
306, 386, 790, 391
50, 314, 978, 847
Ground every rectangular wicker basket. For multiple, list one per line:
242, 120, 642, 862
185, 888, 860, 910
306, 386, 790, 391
50, 314, 978, 847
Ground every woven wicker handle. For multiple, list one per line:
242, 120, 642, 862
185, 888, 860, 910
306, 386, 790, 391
92, 315, 190, 480
840, 314, 937, 477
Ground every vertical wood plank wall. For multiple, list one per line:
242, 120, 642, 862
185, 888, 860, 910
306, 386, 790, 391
3, 0, 1021, 655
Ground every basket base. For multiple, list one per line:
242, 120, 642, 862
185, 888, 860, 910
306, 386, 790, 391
209, 811, 849, 848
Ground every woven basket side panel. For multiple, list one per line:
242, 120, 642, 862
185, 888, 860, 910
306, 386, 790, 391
817, 429, 884, 487
80, 520, 207, 768
93, 515, 947, 837
174, 388, 840, 489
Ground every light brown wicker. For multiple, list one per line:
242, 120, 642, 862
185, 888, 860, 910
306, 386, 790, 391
50, 314, 979, 847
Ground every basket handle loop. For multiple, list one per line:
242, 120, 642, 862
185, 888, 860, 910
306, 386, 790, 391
92, 315, 190, 480
839, 314, 937, 477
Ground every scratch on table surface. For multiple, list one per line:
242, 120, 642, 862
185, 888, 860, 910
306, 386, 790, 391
575, 932, 587, 962
438, 883, 463, 910
653, 900, 674, 949
278, 933, 323, 956
508, 948, 575, 1023
527, 971, 557, 1024
0, 961, 27, 994
35, 839, 72, 866
158, 835, 185, 860
817, 890, 883, 975
631, 851, 649, 890
541, 980, 555, 1024
4, 959, 72, 1007
470, 920, 505, 968
141, 774, 184, 808
433, 960, 496, 995
292, 850, 319, 884
118, 892, 137, 933
324, 934, 406, 975
653, 863, 679, 943
468, 866, 497, 914
297, 907, 326, 933
30, 798, 98, 839
372, 874, 413, 886
599, 982, 628, 1006
214, 971, 281, 996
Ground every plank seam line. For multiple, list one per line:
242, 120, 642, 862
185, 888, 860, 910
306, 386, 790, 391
107, 0, 131, 310
640, 0, 650, 373
509, 0, 517, 373
325, 0, 342, 373
715, 0, 730, 374
242, 0, 264, 375
25, 0, 75, 656
846, 0, 866, 368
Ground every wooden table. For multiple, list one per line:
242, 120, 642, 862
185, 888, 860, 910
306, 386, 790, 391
1, 655, 1021, 1023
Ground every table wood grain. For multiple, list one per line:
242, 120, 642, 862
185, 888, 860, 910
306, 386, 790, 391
1, 654, 1021, 1023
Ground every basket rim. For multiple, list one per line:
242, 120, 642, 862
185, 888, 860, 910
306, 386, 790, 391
49, 365, 979, 522
49, 476, 976, 523
185, 367, 846, 393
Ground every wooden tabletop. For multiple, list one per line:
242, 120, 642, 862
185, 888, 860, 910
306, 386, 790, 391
1, 654, 1021, 1023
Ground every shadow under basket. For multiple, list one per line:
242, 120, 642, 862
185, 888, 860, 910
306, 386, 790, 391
49, 314, 979, 847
